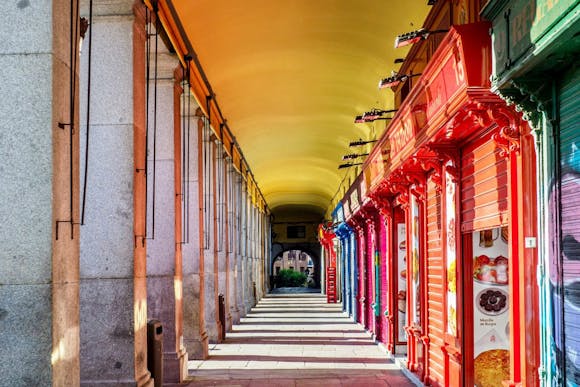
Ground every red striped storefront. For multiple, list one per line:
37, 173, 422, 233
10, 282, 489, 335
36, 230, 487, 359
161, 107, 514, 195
359, 22, 539, 386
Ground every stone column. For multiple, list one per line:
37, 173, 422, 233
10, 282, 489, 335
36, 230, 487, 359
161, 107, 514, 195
144, 39, 187, 382
0, 0, 80, 385
181, 99, 208, 359
225, 158, 235, 330
78, 1, 151, 385
202, 121, 218, 342
243, 185, 254, 313
214, 139, 226, 341
234, 174, 245, 320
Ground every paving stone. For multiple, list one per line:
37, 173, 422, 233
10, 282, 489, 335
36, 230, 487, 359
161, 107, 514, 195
181, 292, 416, 387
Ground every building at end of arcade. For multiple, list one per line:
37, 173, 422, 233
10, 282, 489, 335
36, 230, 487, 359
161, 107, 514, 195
320, 1, 579, 386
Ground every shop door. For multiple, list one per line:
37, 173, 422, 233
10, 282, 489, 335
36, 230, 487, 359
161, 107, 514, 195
554, 65, 580, 385
426, 177, 445, 385
461, 131, 511, 387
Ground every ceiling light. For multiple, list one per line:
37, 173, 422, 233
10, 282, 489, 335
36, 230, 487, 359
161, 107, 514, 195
378, 73, 422, 89
349, 139, 377, 147
338, 162, 363, 169
354, 109, 397, 123
394, 28, 448, 48
342, 153, 369, 160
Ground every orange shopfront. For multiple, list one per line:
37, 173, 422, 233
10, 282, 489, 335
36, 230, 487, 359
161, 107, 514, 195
362, 22, 539, 386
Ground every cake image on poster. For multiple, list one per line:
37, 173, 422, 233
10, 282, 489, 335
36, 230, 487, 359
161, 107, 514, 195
474, 349, 510, 387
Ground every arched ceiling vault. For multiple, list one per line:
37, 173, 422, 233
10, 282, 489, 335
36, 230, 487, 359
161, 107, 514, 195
166, 0, 430, 219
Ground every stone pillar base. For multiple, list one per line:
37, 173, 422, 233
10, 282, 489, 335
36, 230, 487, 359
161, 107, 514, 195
163, 348, 188, 383
184, 330, 209, 360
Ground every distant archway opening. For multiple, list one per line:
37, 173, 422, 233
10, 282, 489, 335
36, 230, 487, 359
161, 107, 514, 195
272, 250, 318, 289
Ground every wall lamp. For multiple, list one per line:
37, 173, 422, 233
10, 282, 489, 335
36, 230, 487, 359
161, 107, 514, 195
338, 162, 363, 169
355, 109, 397, 123
394, 28, 448, 48
349, 139, 377, 147
342, 153, 369, 160
378, 73, 422, 89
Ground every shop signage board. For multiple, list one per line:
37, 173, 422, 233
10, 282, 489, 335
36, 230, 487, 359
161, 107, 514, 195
385, 38, 466, 170
364, 24, 491, 194
487, 0, 578, 80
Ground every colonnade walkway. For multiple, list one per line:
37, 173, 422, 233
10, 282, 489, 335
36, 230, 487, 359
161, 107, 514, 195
178, 293, 416, 386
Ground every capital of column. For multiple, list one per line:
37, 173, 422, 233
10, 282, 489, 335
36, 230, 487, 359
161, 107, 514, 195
81, 0, 137, 18
489, 106, 522, 158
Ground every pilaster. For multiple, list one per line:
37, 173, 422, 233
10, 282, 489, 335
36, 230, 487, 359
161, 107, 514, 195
181, 96, 208, 359
0, 0, 81, 384
78, 0, 151, 385
144, 36, 188, 382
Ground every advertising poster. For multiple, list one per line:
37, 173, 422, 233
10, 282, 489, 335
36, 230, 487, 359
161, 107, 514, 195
445, 171, 457, 336
472, 227, 510, 387
397, 223, 407, 341
410, 195, 420, 325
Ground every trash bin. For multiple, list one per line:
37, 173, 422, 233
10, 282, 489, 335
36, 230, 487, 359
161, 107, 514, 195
218, 293, 226, 342
147, 320, 163, 387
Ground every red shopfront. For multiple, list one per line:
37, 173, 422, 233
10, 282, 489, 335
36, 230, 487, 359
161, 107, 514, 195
362, 22, 539, 386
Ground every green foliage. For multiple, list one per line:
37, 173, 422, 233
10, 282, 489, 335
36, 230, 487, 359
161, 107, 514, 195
276, 269, 307, 287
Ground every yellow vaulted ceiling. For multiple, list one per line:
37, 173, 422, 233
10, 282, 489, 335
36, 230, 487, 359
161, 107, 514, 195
168, 1, 430, 218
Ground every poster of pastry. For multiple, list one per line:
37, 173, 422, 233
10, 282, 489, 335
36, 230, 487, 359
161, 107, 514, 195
397, 223, 407, 341
445, 170, 457, 336
410, 194, 421, 326
472, 227, 510, 387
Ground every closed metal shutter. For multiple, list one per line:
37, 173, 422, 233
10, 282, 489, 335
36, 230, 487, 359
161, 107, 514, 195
461, 129, 509, 232
426, 176, 445, 385
558, 65, 580, 384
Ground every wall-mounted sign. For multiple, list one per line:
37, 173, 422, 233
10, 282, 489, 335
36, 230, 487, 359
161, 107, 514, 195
410, 194, 421, 326
445, 170, 458, 337
397, 223, 407, 342
472, 227, 510, 387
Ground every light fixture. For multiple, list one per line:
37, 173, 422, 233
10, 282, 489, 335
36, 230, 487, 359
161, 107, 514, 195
349, 139, 377, 147
394, 28, 448, 48
394, 58, 405, 64
338, 162, 363, 169
378, 73, 422, 89
354, 115, 366, 123
342, 153, 369, 160
354, 109, 397, 123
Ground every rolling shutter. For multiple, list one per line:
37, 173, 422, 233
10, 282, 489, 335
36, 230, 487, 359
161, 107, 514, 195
559, 65, 580, 384
461, 129, 509, 232
426, 176, 445, 385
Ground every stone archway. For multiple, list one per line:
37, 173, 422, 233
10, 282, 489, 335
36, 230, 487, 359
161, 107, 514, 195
270, 244, 321, 289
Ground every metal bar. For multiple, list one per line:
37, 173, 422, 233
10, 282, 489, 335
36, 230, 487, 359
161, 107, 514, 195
150, 14, 159, 240
144, 7, 151, 239
81, 0, 93, 225
186, 77, 191, 244
180, 65, 186, 244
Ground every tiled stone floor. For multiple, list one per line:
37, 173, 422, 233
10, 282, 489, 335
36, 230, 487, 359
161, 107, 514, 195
180, 293, 416, 386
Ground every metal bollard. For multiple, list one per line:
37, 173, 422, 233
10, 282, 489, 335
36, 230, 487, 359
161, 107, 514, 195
147, 320, 163, 387
218, 293, 226, 342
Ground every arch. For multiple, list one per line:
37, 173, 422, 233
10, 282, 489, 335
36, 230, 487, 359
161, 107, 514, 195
270, 243, 322, 289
